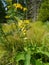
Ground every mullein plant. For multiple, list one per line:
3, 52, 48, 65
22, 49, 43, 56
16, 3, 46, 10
0, 0, 31, 65
5, 0, 30, 42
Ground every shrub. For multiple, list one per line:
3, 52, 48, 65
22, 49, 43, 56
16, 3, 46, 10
38, 0, 49, 22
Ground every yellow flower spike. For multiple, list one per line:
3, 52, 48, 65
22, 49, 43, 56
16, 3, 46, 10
23, 8, 27, 11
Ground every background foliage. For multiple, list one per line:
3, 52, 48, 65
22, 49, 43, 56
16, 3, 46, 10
0, 0, 49, 65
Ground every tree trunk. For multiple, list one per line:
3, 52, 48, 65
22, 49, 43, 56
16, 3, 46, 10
27, 0, 42, 21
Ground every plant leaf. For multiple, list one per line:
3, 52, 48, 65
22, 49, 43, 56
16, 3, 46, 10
15, 52, 25, 62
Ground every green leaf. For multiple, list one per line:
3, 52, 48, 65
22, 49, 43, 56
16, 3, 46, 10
44, 63, 49, 65
36, 60, 44, 65
37, 51, 49, 57
15, 52, 25, 62
31, 58, 36, 65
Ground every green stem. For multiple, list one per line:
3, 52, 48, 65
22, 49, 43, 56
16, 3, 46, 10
24, 49, 31, 65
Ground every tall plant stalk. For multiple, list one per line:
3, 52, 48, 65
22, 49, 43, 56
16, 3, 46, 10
24, 48, 31, 65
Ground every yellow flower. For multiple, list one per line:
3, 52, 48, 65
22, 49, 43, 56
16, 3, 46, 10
23, 8, 27, 11
13, 3, 17, 7
24, 20, 30, 24
21, 27, 25, 31
13, 3, 23, 9
18, 20, 23, 28
16, 3, 22, 9
23, 29, 26, 33
5, 16, 10, 18
22, 29, 26, 35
